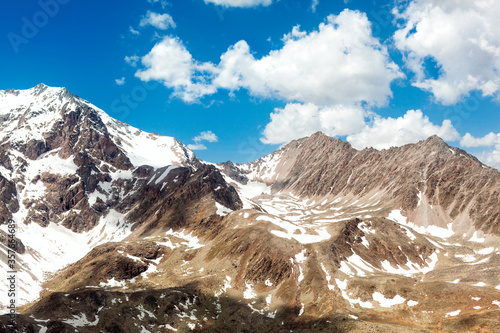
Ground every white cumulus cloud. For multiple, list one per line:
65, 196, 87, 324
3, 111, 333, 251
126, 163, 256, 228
135, 10, 403, 106
261, 103, 365, 144
140, 11, 176, 30
135, 37, 217, 102
461, 132, 500, 169
194, 130, 218, 143
346, 109, 460, 150
187, 143, 207, 150
461, 132, 500, 147
188, 130, 219, 150
203, 0, 273, 8
394, 0, 500, 105
213, 10, 403, 106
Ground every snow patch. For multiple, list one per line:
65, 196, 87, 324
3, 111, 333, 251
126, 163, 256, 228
445, 310, 461, 317
372, 292, 406, 308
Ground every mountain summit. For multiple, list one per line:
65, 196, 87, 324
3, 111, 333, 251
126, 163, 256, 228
1, 85, 500, 332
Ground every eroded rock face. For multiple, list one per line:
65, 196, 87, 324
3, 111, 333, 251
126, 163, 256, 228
0, 174, 18, 224
43, 241, 167, 293
124, 163, 243, 236
229, 132, 500, 236
45, 106, 134, 170
0, 84, 203, 233
0, 229, 25, 254
321, 218, 435, 272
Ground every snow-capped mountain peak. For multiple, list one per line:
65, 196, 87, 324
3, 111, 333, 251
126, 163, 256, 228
0, 84, 197, 168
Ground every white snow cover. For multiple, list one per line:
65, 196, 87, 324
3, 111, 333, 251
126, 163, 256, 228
379, 252, 438, 277
476, 247, 495, 255
320, 263, 335, 291
243, 282, 257, 299
469, 231, 486, 243
160, 229, 204, 250
372, 292, 406, 308
335, 279, 373, 309
407, 300, 419, 307
61, 313, 99, 327
417, 191, 422, 206
0, 85, 196, 169
293, 249, 307, 283
87, 103, 195, 168
0, 85, 78, 144
388, 210, 454, 239
215, 202, 233, 216
238, 150, 283, 183
215, 276, 232, 297
0, 209, 131, 308
445, 310, 461, 318
99, 278, 127, 288
237, 180, 272, 199
154, 165, 179, 184
257, 215, 331, 244
0, 84, 200, 308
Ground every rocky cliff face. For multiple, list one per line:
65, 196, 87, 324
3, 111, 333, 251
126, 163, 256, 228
232, 131, 500, 237
0, 84, 240, 306
1, 85, 500, 333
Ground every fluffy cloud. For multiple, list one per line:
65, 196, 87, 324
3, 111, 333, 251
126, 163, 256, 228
261, 103, 365, 144
213, 10, 403, 106
135, 37, 216, 102
460, 132, 500, 169
135, 10, 403, 106
188, 130, 219, 150
187, 143, 207, 150
394, 0, 500, 104
115, 77, 126, 86
125, 55, 140, 67
460, 132, 499, 147
193, 130, 218, 143
203, 0, 272, 8
346, 110, 460, 150
140, 11, 176, 30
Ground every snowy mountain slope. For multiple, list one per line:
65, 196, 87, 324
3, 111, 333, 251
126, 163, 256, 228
0, 84, 196, 169
0, 84, 214, 308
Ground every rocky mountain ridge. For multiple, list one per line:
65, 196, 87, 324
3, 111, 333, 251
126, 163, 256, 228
0, 85, 499, 332
0, 84, 231, 306
227, 131, 500, 238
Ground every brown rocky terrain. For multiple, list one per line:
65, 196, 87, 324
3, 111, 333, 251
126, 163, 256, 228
232, 132, 500, 237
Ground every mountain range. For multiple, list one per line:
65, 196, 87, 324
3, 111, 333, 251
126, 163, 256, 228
0, 84, 499, 332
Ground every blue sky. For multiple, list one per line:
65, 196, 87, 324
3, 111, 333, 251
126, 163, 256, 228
1, 0, 499, 168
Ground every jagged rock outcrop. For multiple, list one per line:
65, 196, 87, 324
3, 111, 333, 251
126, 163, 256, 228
229, 132, 500, 236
